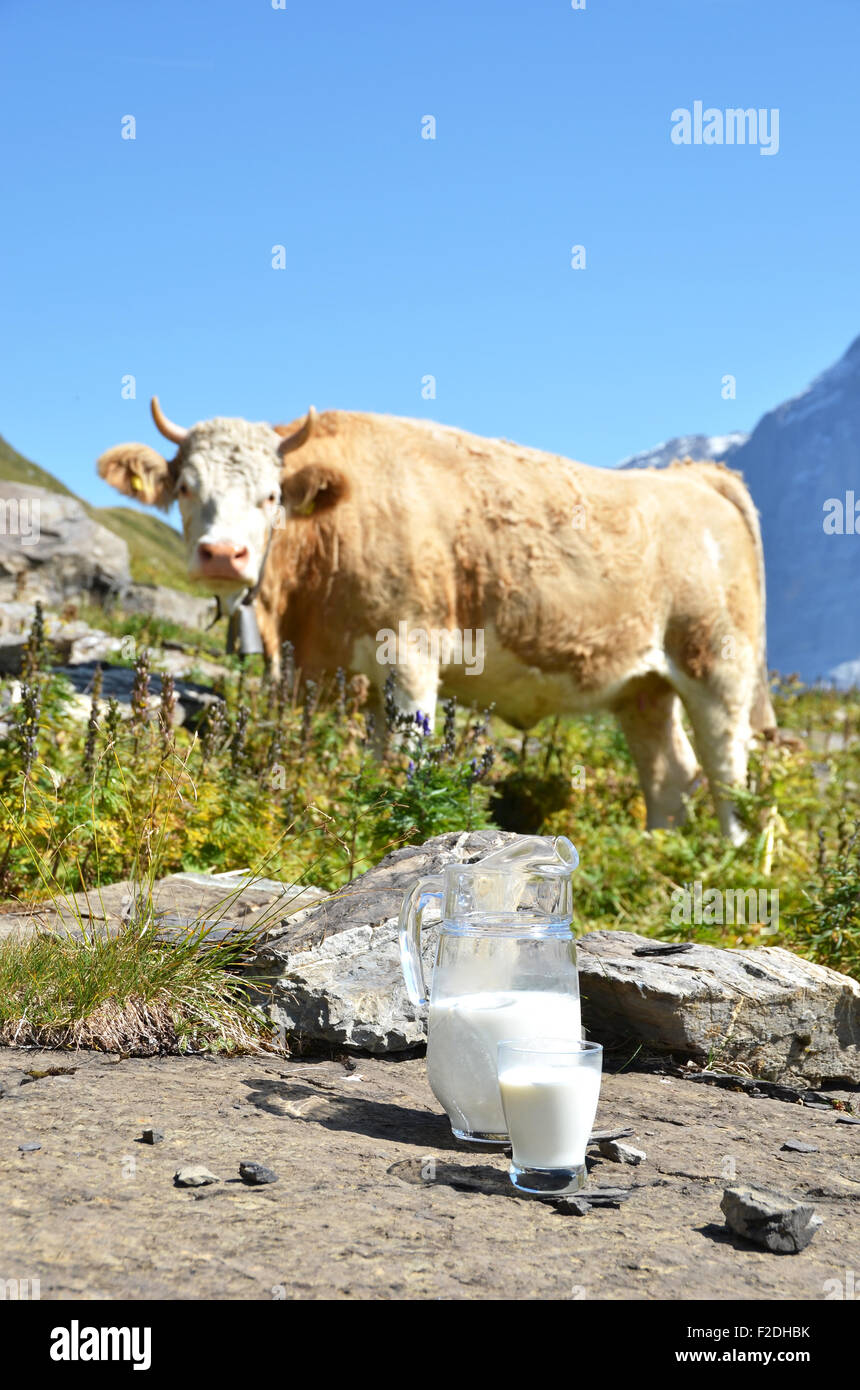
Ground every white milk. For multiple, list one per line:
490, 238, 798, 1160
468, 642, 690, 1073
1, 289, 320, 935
426, 990, 581, 1135
498, 1062, 601, 1169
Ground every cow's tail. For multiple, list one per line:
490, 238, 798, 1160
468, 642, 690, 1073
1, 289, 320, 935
682, 460, 776, 731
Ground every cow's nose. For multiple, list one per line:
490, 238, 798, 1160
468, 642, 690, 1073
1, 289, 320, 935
194, 540, 253, 582
198, 542, 249, 563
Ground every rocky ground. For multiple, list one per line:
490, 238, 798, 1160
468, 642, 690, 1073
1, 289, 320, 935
1, 1048, 857, 1301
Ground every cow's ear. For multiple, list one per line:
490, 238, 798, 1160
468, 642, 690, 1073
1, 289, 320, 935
97, 443, 177, 509
281, 464, 349, 517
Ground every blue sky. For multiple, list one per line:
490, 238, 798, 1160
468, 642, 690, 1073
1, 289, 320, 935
1, 0, 858, 516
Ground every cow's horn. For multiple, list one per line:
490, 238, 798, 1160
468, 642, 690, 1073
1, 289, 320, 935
150, 396, 188, 444
277, 406, 316, 455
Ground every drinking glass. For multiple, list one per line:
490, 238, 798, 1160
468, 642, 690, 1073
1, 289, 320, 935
497, 1038, 603, 1194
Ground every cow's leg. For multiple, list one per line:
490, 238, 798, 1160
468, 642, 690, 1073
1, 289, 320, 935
614, 676, 700, 831
369, 656, 440, 748
675, 665, 756, 847
390, 657, 440, 725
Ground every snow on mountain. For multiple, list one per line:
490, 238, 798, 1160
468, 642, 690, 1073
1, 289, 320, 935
617, 432, 747, 471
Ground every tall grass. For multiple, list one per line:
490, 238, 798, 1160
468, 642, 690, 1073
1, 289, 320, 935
0, 603, 857, 1061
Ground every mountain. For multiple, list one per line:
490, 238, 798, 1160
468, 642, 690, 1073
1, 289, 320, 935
618, 339, 860, 686
0, 434, 198, 594
618, 432, 747, 471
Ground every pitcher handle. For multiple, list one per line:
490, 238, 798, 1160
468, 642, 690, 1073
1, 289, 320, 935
398, 874, 444, 1007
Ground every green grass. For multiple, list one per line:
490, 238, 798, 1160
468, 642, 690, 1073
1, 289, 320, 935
0, 918, 271, 1054
0, 735, 280, 1055
0, 601, 858, 1054
0, 435, 77, 496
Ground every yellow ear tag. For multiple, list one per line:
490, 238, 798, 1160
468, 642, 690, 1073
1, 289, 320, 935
130, 475, 143, 492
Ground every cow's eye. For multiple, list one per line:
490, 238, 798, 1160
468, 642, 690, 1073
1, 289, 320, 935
177, 481, 190, 498
263, 492, 277, 505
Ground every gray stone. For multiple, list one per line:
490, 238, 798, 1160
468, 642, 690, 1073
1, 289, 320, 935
0, 619, 123, 675
597, 1139, 646, 1165
559, 1187, 635, 1215
720, 1185, 823, 1253
174, 1166, 219, 1188
51, 662, 223, 724
0, 869, 327, 947
141, 1128, 164, 1145
588, 1127, 635, 1145
0, 482, 130, 601
242, 832, 860, 1084
577, 930, 860, 1088
238, 1162, 278, 1186
780, 1140, 818, 1154
17, 1142, 41, 1152
243, 830, 516, 1052
110, 583, 216, 631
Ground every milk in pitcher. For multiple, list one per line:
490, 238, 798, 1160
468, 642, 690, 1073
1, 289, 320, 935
427, 988, 582, 1137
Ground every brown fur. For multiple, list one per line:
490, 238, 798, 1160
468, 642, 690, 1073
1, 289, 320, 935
97, 406, 772, 840
258, 414, 766, 705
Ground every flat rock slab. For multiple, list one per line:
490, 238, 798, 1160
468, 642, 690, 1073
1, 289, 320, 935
578, 931, 860, 1088
0, 1049, 857, 1300
245, 832, 860, 1085
245, 830, 515, 1051
0, 871, 325, 945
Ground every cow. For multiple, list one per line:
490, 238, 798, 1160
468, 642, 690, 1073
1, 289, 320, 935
97, 397, 776, 844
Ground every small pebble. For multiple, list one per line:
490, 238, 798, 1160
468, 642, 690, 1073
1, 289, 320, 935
18, 1142, 41, 1153
781, 1140, 818, 1153
239, 1161, 278, 1186
598, 1139, 646, 1166
174, 1166, 219, 1188
141, 1127, 165, 1145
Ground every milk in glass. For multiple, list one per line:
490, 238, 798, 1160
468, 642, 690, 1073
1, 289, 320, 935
498, 1058, 601, 1168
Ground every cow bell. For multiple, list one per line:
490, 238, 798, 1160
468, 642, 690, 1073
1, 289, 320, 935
227, 599, 264, 656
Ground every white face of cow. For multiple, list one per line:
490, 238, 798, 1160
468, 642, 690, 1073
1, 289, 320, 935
174, 418, 283, 591
97, 398, 324, 597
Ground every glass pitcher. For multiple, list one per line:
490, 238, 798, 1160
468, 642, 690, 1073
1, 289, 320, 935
399, 835, 581, 1143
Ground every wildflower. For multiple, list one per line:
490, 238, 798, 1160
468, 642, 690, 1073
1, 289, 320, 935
81, 664, 104, 777
231, 703, 250, 769
17, 679, 41, 776
300, 679, 317, 751
384, 673, 398, 730
130, 648, 151, 735
21, 601, 45, 685
442, 698, 457, 758
202, 699, 226, 763
335, 668, 347, 722
159, 671, 177, 748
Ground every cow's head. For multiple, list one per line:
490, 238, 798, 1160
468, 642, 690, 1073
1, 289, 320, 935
97, 397, 333, 593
